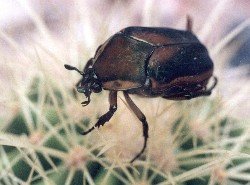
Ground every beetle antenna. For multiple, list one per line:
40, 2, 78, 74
64, 64, 84, 75
186, 15, 193, 32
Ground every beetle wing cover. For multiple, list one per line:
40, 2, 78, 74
93, 34, 153, 90
148, 43, 214, 91
121, 27, 199, 46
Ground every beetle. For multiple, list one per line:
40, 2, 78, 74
64, 18, 217, 163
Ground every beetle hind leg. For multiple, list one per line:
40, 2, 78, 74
162, 76, 217, 100
186, 15, 193, 32
206, 76, 218, 92
81, 91, 117, 135
184, 76, 218, 99
123, 92, 149, 163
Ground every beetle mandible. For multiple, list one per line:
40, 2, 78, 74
65, 18, 217, 163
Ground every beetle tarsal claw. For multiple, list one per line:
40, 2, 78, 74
81, 101, 89, 106
81, 96, 91, 106
205, 76, 218, 93
210, 76, 218, 90
81, 126, 95, 135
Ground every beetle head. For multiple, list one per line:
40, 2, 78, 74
64, 61, 102, 106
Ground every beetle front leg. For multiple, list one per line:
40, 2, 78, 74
74, 79, 91, 105
81, 91, 117, 135
123, 92, 149, 163
81, 95, 91, 106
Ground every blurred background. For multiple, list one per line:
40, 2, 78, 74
0, 0, 249, 185
0, 0, 250, 54
0, 0, 250, 61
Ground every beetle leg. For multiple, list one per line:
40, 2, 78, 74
81, 91, 117, 135
74, 79, 90, 105
206, 76, 218, 92
123, 92, 149, 163
183, 76, 218, 99
163, 76, 217, 100
81, 96, 91, 106
186, 15, 193, 32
